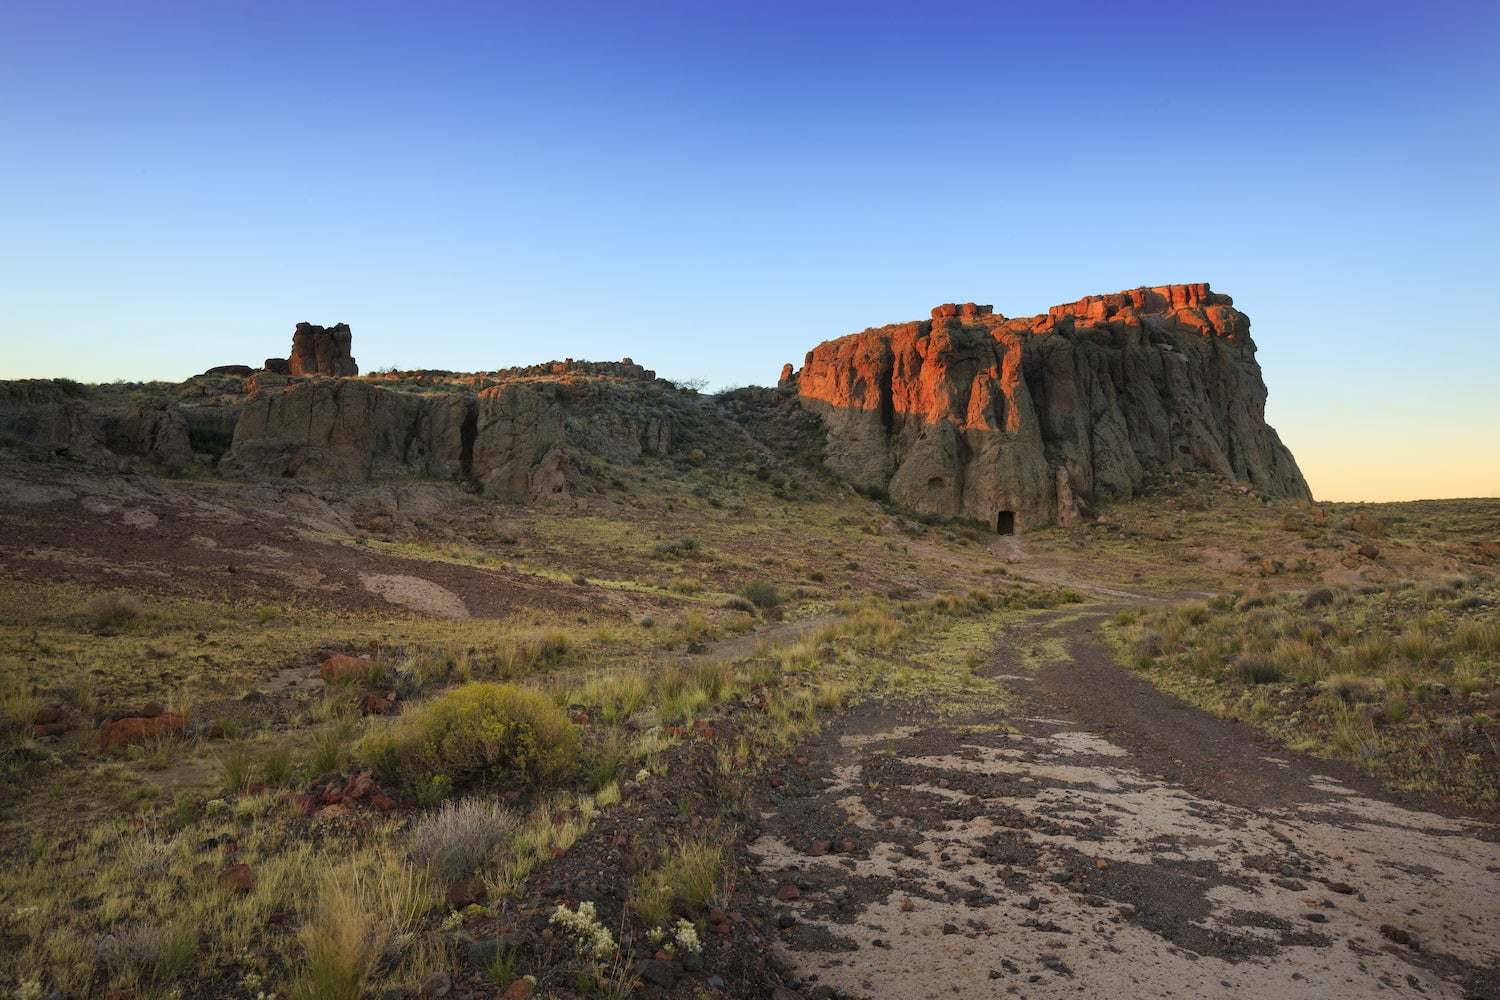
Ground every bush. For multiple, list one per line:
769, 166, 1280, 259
362, 682, 580, 792
1232, 655, 1283, 685
722, 595, 756, 615
652, 537, 700, 559
1301, 587, 1338, 609
86, 590, 141, 630
739, 579, 782, 609
409, 797, 517, 882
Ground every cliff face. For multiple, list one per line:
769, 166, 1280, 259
794, 284, 1310, 529
217, 364, 678, 501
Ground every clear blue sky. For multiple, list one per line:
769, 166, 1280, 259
2, 1, 1496, 501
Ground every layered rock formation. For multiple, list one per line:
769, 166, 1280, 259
794, 284, 1310, 529
287, 322, 358, 377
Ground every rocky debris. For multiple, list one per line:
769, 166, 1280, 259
217, 863, 255, 892
287, 322, 359, 377
794, 284, 1311, 529
96, 712, 189, 748
202, 364, 254, 377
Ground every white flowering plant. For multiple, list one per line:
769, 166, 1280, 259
549, 901, 616, 956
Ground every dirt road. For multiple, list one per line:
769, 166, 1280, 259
747, 607, 1500, 999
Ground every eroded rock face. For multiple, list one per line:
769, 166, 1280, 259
217, 370, 675, 501
795, 284, 1310, 529
287, 322, 358, 377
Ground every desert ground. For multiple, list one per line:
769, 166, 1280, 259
1, 455, 1496, 999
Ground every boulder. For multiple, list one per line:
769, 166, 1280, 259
97, 713, 189, 748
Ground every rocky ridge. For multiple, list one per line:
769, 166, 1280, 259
791, 283, 1310, 530
1, 290, 1311, 519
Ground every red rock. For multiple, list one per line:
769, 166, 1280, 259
32, 705, 61, 725
217, 864, 254, 892
371, 794, 399, 812
284, 792, 319, 812
798, 284, 1310, 529
315, 803, 351, 820
446, 881, 478, 909
192, 861, 214, 877
768, 776, 786, 788
708, 907, 727, 924
287, 322, 359, 377
363, 693, 394, 715
343, 772, 376, 801
31, 721, 69, 738
776, 884, 800, 901
840, 838, 855, 853
502, 980, 535, 999
96, 713, 188, 749
809, 841, 828, 857
320, 653, 373, 683
714, 922, 731, 934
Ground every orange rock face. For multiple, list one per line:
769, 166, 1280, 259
795, 284, 1310, 530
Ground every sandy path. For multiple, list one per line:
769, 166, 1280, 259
747, 607, 1500, 999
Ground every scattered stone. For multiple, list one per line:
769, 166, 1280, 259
420, 971, 451, 998
320, 653, 373, 683
343, 772, 376, 801
637, 959, 676, 989
96, 713, 188, 748
502, 980, 533, 999
371, 794, 399, 812
777, 884, 801, 901
31, 721, 69, 738
448, 881, 479, 910
1380, 925, 1420, 951
706, 975, 726, 988
900, 897, 915, 912
217, 864, 254, 892
32, 705, 62, 725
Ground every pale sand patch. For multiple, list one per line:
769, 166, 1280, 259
121, 506, 158, 529
753, 724, 1500, 1000
360, 573, 469, 618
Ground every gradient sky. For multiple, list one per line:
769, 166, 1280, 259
2, 1, 1496, 502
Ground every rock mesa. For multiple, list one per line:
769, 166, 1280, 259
793, 284, 1310, 530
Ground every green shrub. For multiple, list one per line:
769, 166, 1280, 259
652, 537, 700, 559
363, 682, 580, 791
739, 579, 782, 609
722, 595, 756, 614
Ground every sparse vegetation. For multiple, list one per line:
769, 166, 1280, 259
1118, 571, 1500, 809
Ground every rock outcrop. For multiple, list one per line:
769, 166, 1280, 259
793, 284, 1310, 530
287, 322, 358, 377
218, 366, 678, 501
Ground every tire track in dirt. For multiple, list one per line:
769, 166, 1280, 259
747, 607, 1500, 999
